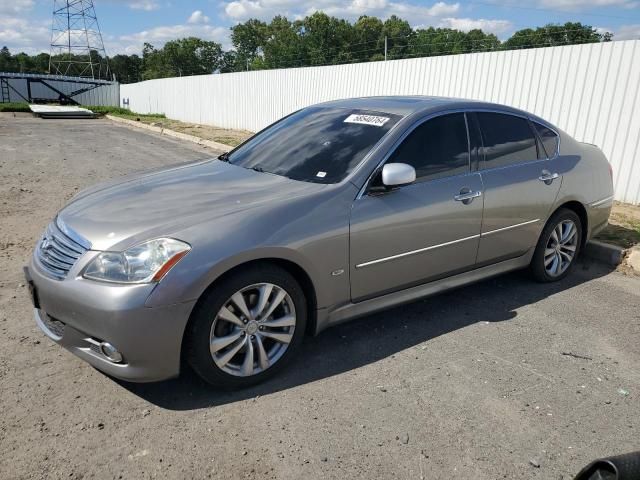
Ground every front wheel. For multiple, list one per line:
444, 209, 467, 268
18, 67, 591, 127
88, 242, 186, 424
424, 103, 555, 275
185, 265, 307, 389
530, 208, 582, 282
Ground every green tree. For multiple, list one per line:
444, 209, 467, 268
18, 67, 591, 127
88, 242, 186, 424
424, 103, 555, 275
0, 16, 618, 80
231, 19, 268, 71
163, 37, 225, 76
353, 16, 384, 62
262, 16, 302, 69
0, 46, 17, 72
141, 42, 167, 79
382, 15, 412, 60
110, 54, 142, 83
297, 12, 355, 66
141, 38, 226, 79
503, 22, 612, 50
218, 51, 236, 73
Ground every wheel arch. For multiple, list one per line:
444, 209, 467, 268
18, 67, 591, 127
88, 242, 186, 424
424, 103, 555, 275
181, 257, 319, 365
550, 200, 589, 248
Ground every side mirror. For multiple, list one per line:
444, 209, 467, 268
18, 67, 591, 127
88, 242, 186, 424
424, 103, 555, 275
382, 163, 416, 188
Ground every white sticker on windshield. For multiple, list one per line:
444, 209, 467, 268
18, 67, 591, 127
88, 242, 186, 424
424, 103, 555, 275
316, 171, 327, 178
344, 114, 390, 127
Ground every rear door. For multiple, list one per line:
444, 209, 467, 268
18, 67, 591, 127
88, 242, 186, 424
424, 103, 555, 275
349, 112, 484, 301
475, 111, 561, 265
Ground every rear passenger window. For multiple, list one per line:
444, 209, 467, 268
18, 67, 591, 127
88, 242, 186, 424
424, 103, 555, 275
388, 113, 469, 182
533, 122, 559, 158
477, 112, 538, 169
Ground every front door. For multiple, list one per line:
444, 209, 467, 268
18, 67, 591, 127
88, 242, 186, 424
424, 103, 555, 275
473, 111, 562, 264
349, 112, 484, 301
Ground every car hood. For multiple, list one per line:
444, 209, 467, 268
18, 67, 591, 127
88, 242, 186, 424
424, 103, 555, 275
59, 159, 324, 251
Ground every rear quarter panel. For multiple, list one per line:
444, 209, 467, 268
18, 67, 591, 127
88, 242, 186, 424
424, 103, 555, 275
553, 132, 614, 239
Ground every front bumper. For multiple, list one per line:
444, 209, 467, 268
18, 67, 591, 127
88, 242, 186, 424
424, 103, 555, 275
25, 255, 196, 382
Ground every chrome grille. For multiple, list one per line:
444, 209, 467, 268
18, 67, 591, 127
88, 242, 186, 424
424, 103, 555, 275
88, 341, 103, 357
36, 219, 90, 279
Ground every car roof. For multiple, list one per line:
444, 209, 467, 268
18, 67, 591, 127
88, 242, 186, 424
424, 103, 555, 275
317, 95, 529, 118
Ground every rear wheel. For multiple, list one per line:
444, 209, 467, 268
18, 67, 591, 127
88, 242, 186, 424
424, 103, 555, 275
186, 265, 307, 389
530, 208, 582, 282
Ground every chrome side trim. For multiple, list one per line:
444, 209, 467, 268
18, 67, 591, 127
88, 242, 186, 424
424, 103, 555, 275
589, 195, 614, 207
355, 219, 540, 269
355, 234, 480, 269
481, 218, 540, 237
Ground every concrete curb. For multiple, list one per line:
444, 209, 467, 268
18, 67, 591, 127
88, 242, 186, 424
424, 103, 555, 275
583, 240, 626, 266
627, 246, 640, 272
105, 114, 232, 152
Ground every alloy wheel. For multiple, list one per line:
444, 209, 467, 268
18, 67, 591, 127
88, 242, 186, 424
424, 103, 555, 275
209, 283, 296, 376
544, 219, 578, 277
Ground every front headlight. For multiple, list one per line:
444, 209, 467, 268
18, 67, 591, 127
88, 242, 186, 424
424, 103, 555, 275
84, 238, 191, 284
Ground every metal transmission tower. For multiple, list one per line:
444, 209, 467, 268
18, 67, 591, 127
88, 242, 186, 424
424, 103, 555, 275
49, 0, 110, 79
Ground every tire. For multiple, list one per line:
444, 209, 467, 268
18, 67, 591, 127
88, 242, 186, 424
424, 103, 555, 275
185, 264, 307, 389
530, 208, 582, 283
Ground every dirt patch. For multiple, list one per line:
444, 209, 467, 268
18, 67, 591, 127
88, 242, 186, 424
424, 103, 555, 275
111, 113, 253, 147
595, 202, 640, 249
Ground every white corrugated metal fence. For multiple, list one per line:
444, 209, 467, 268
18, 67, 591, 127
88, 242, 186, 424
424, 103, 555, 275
121, 40, 640, 204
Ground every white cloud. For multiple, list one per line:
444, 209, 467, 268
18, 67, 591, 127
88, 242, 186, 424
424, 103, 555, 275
225, 0, 263, 19
440, 17, 513, 34
352, 0, 387, 9
0, 16, 50, 54
538, 0, 638, 9
188, 10, 210, 24
386, 1, 460, 17
128, 0, 160, 11
614, 24, 640, 40
112, 23, 230, 53
224, 0, 460, 23
0, 0, 34, 14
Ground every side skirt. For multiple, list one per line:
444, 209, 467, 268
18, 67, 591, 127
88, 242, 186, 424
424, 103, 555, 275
315, 251, 533, 333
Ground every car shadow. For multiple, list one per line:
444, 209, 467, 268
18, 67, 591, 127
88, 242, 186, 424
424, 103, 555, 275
115, 259, 615, 410
595, 223, 640, 249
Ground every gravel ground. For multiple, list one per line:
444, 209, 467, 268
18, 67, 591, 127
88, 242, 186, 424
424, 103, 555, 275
1, 114, 639, 480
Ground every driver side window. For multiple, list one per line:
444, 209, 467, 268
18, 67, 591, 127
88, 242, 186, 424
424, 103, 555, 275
388, 113, 470, 182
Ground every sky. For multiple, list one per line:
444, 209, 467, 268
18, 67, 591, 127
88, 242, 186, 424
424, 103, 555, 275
0, 0, 639, 56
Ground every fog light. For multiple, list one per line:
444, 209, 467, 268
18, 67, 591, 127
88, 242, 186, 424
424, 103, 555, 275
100, 342, 123, 363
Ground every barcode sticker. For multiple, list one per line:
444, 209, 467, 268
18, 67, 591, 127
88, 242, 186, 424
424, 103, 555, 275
344, 114, 390, 127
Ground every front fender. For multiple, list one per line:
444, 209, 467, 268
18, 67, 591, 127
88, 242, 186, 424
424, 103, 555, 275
144, 184, 356, 310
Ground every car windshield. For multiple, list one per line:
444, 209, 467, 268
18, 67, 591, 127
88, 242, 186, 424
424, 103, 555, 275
226, 106, 401, 184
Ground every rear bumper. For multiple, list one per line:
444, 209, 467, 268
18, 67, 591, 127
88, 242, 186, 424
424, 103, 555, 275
25, 257, 196, 382
587, 195, 614, 240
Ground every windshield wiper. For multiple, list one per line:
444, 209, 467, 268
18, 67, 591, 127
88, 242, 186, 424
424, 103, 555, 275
250, 166, 265, 173
217, 152, 230, 162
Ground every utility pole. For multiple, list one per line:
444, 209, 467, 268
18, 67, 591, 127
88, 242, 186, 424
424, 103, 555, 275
246, 58, 250, 71
49, 0, 109, 79
384, 36, 388, 61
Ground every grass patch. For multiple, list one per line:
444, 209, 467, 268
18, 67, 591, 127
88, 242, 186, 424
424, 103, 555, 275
101, 109, 252, 147
596, 203, 640, 249
85, 105, 165, 119
0, 102, 31, 112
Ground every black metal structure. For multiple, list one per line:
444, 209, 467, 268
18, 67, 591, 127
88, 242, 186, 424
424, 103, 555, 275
0, 72, 114, 104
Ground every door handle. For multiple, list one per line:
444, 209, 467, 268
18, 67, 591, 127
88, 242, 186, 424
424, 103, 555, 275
454, 190, 482, 203
539, 170, 559, 184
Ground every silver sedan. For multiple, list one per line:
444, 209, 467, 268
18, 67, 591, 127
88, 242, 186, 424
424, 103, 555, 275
25, 96, 614, 388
